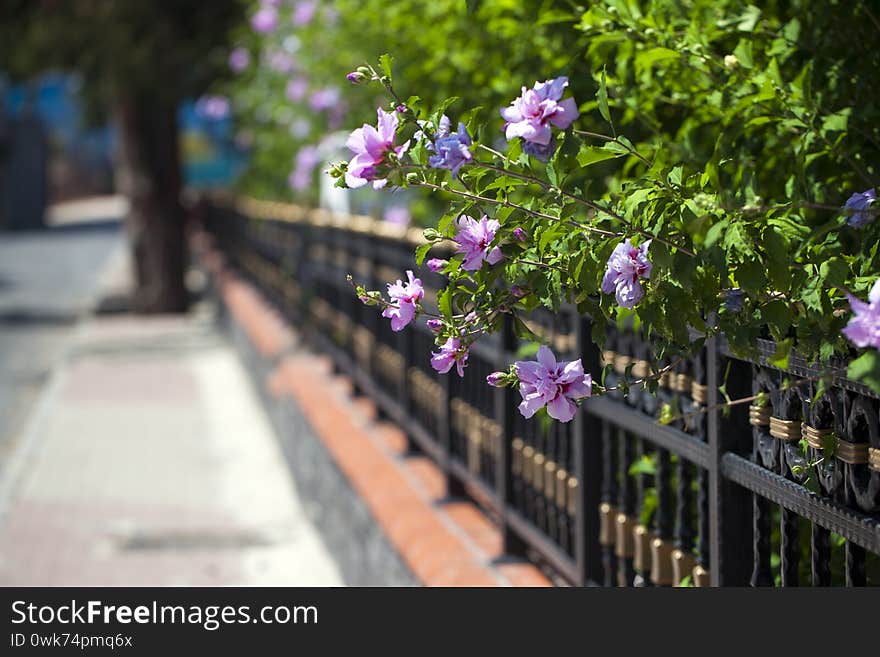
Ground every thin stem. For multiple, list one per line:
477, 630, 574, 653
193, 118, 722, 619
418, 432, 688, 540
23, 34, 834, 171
412, 180, 621, 239
572, 129, 653, 168
473, 161, 696, 256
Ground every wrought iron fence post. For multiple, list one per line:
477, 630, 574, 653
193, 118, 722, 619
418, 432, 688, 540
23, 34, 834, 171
496, 313, 527, 555
574, 315, 603, 586
707, 337, 753, 585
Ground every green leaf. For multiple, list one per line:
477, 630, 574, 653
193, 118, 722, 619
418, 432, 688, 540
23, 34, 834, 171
819, 257, 849, 288
597, 67, 612, 128
848, 352, 880, 396
414, 243, 431, 266
378, 53, 394, 80
576, 145, 621, 168
635, 47, 679, 75
769, 337, 793, 370
438, 286, 453, 317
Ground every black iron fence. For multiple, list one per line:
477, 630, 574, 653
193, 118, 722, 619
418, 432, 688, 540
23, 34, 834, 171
203, 196, 880, 587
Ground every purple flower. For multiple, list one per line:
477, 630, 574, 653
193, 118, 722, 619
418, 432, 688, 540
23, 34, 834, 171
345, 108, 410, 189
292, 0, 317, 26
309, 87, 340, 112
286, 78, 308, 102
512, 227, 528, 242
288, 146, 320, 191
454, 215, 504, 271
843, 279, 880, 348
268, 51, 295, 73
426, 115, 473, 176
228, 47, 250, 73
426, 319, 442, 334
347, 71, 365, 84
382, 270, 424, 332
601, 239, 652, 309
427, 258, 448, 273
195, 95, 230, 120
486, 371, 507, 387
431, 337, 469, 377
500, 77, 579, 146
514, 346, 592, 423
522, 137, 557, 162
251, 7, 278, 33
383, 206, 411, 226
844, 188, 877, 228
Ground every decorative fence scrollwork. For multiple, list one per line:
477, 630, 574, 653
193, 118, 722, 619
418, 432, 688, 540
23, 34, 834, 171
204, 197, 880, 587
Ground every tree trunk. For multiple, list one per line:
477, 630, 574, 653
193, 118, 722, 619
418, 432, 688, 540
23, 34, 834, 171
114, 94, 188, 313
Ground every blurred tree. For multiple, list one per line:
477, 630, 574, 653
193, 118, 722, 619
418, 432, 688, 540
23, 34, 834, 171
0, 0, 244, 312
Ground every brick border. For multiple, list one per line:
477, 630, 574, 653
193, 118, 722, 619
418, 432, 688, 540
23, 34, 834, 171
196, 236, 552, 587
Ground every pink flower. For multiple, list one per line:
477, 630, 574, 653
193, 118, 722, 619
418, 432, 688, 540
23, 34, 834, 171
431, 337, 469, 376
500, 77, 579, 146
286, 78, 308, 102
843, 279, 880, 348
383, 206, 411, 226
601, 238, 652, 309
292, 0, 317, 26
228, 47, 250, 73
382, 270, 423, 331
309, 87, 340, 112
454, 215, 504, 271
345, 108, 410, 189
514, 346, 592, 422
486, 372, 507, 387
251, 7, 278, 33
427, 258, 448, 273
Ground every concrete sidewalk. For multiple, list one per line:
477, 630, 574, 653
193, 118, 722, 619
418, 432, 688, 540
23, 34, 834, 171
0, 258, 343, 585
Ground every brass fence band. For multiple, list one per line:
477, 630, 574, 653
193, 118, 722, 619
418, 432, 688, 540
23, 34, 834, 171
672, 549, 697, 586
673, 373, 693, 393
544, 460, 557, 499
748, 403, 771, 427
869, 447, 880, 472
533, 453, 545, 491
614, 513, 637, 558
522, 446, 535, 485
512, 438, 524, 476
566, 478, 578, 516
631, 359, 650, 379
692, 564, 711, 587
602, 350, 616, 368
613, 354, 632, 375
633, 525, 652, 572
691, 382, 708, 405
650, 538, 675, 586
802, 423, 832, 450
555, 468, 568, 512
769, 416, 802, 442
835, 439, 869, 465
598, 503, 617, 546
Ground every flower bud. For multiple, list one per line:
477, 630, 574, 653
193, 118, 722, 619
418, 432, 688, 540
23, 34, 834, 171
426, 319, 442, 333
422, 228, 441, 241
346, 71, 366, 84
512, 227, 528, 242
396, 104, 408, 114
723, 54, 739, 69
486, 371, 508, 387
510, 285, 526, 299
426, 258, 448, 273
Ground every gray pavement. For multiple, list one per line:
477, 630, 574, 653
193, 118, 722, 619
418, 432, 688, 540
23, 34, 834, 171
0, 218, 123, 472
0, 203, 343, 585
